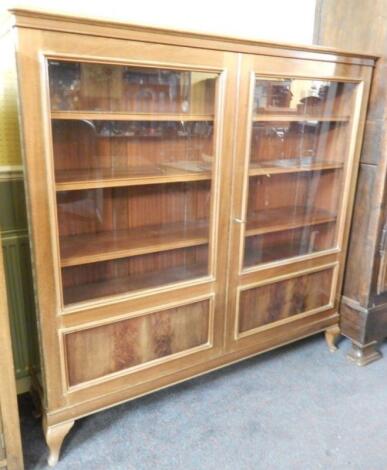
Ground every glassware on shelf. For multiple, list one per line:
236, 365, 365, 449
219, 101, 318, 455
49, 61, 81, 110
253, 78, 354, 118
49, 60, 217, 115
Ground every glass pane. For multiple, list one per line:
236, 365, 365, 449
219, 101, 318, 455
254, 78, 356, 117
244, 78, 356, 268
47, 60, 218, 305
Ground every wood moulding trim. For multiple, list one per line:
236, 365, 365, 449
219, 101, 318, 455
51, 111, 214, 121
241, 247, 341, 276
45, 311, 338, 426
236, 305, 335, 340
60, 273, 214, 318
249, 161, 343, 177
44, 51, 225, 72
253, 115, 350, 122
0, 165, 23, 181
7, 9, 378, 64
55, 168, 212, 191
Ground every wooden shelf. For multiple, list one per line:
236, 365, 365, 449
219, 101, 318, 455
60, 220, 209, 267
249, 161, 343, 176
56, 165, 211, 191
51, 111, 214, 121
63, 264, 207, 304
253, 115, 349, 122
244, 243, 312, 268
245, 206, 336, 237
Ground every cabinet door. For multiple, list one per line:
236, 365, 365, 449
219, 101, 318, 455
16, 30, 236, 402
49, 61, 221, 306
226, 54, 370, 351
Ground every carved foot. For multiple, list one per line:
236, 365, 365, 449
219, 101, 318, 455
347, 341, 382, 366
44, 419, 75, 467
325, 325, 341, 352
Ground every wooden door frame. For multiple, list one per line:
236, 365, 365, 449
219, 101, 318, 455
225, 53, 373, 351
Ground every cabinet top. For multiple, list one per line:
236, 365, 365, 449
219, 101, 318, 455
4, 8, 378, 65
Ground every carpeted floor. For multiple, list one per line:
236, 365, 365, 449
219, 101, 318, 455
20, 335, 387, 470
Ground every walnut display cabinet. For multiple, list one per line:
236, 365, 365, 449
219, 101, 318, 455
2, 9, 375, 466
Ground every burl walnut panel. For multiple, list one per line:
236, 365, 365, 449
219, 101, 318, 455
238, 268, 333, 333
65, 299, 210, 386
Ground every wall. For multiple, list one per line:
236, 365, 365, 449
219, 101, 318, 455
1, 0, 316, 45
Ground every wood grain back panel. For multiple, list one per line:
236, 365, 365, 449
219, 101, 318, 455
62, 245, 208, 305
52, 120, 214, 172
238, 268, 333, 333
65, 299, 211, 386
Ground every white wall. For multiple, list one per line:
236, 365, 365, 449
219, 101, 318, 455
2, 0, 316, 44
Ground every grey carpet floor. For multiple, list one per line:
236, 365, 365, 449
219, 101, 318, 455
20, 335, 387, 470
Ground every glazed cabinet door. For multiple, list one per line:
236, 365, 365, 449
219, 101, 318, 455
16, 29, 236, 406
226, 54, 371, 351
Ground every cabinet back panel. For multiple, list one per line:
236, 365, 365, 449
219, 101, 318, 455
244, 225, 336, 267
52, 120, 214, 172
62, 245, 208, 305
65, 299, 210, 386
57, 181, 211, 237
250, 122, 348, 163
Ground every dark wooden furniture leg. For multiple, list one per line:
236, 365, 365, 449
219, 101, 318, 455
347, 340, 382, 366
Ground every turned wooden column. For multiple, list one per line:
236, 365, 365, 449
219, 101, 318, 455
314, 0, 387, 365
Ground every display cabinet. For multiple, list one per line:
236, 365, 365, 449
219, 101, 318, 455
0, 235, 24, 470
2, 9, 375, 466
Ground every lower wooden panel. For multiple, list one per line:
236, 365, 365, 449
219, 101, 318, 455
65, 299, 211, 387
238, 267, 334, 335
46, 309, 337, 426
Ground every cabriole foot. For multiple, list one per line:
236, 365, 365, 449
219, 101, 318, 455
44, 419, 75, 467
325, 325, 341, 352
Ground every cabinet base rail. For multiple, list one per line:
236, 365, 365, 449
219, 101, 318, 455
39, 318, 338, 465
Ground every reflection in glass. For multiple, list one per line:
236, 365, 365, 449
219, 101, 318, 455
244, 78, 356, 268
49, 61, 216, 114
48, 60, 218, 304
254, 78, 355, 117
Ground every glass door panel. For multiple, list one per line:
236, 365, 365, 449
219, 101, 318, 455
48, 60, 218, 305
244, 78, 356, 268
